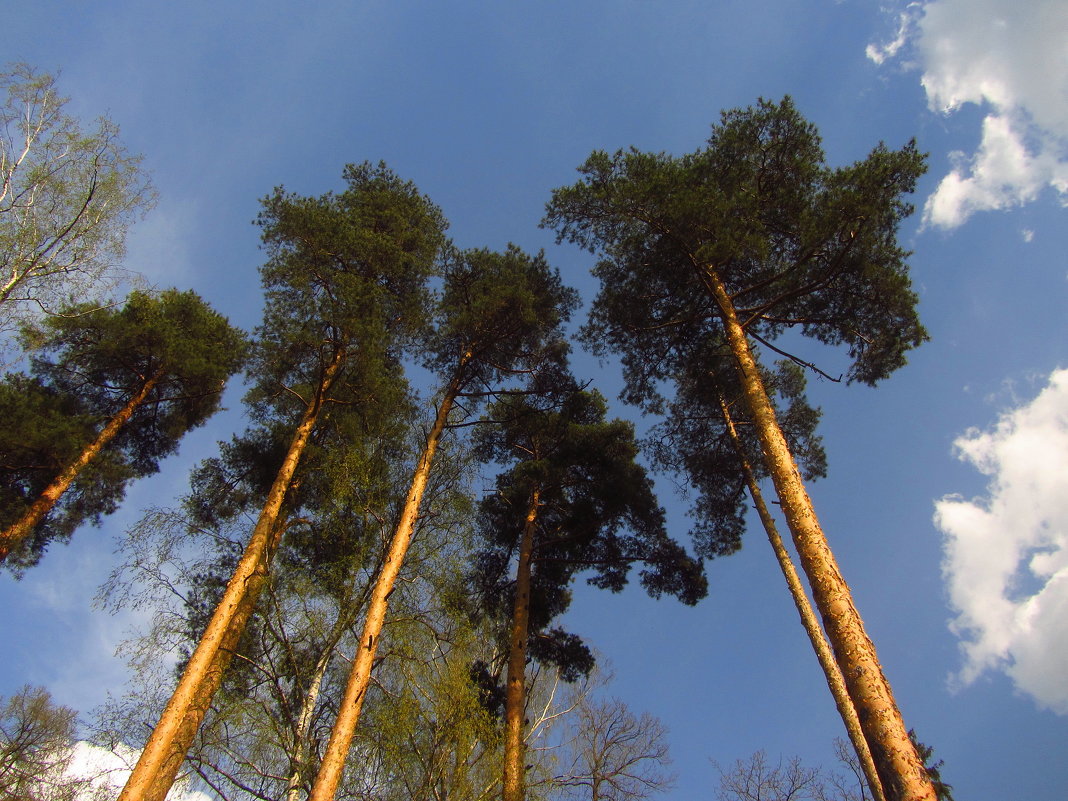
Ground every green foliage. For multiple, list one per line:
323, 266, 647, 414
131, 163, 454, 798
31, 289, 246, 449
545, 96, 928, 391
647, 357, 826, 560
426, 244, 579, 394
249, 161, 448, 422
357, 615, 507, 801
471, 382, 707, 683
0, 289, 245, 569
171, 161, 448, 669
0, 375, 119, 551
99, 425, 491, 801
543, 96, 925, 561
0, 63, 155, 342
0, 685, 100, 801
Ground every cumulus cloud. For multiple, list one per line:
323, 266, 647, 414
868, 0, 1068, 228
935, 368, 1068, 713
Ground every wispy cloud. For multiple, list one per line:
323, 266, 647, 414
935, 368, 1068, 714
121, 196, 199, 289
868, 0, 1068, 228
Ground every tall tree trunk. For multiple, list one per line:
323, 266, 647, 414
718, 394, 886, 801
502, 485, 541, 801
702, 266, 935, 801
308, 366, 465, 801
0, 365, 166, 562
118, 348, 346, 801
145, 519, 285, 801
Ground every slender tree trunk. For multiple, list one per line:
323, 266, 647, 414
702, 266, 935, 801
308, 366, 465, 801
283, 646, 331, 801
285, 602, 355, 801
0, 366, 166, 562
718, 394, 886, 801
502, 485, 541, 801
118, 348, 346, 801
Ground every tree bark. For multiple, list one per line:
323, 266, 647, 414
0, 365, 166, 562
285, 600, 356, 801
146, 519, 285, 801
702, 266, 935, 801
502, 485, 541, 801
308, 367, 464, 801
718, 394, 886, 801
118, 347, 346, 801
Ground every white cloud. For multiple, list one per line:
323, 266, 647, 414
935, 368, 1068, 713
64, 741, 212, 801
865, 2, 923, 65
868, 0, 1068, 228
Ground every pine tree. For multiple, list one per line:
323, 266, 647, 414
545, 98, 934, 801
470, 378, 706, 801
117, 162, 447, 801
308, 244, 580, 801
0, 289, 244, 569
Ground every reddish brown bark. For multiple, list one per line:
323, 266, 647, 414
143, 520, 285, 801
307, 371, 463, 801
703, 266, 935, 801
118, 348, 346, 801
0, 365, 166, 562
718, 394, 886, 801
502, 485, 540, 801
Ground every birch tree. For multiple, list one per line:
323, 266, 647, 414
0, 63, 154, 343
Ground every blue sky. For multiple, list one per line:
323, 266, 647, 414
2, 1, 1067, 799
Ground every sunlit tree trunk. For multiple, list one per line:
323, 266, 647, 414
308, 364, 465, 801
703, 266, 935, 801
145, 519, 285, 801
718, 393, 886, 801
502, 485, 540, 801
0, 365, 165, 562
118, 348, 346, 801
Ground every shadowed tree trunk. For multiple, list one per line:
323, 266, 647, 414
502, 485, 540, 801
473, 384, 706, 801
